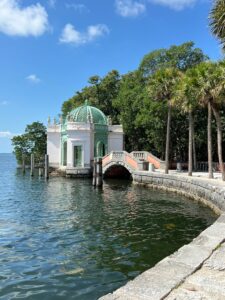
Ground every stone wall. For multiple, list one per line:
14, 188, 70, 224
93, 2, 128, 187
133, 171, 225, 213
99, 171, 225, 300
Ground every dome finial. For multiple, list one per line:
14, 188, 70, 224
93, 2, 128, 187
85, 99, 89, 106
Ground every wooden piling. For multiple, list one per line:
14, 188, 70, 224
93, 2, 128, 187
45, 154, 49, 179
39, 168, 43, 177
96, 157, 103, 187
22, 154, 25, 174
92, 159, 96, 186
30, 154, 34, 177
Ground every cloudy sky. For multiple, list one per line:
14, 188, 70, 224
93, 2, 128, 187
0, 0, 221, 152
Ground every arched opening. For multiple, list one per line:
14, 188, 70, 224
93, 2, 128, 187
104, 164, 132, 180
74, 145, 83, 167
63, 141, 67, 166
97, 141, 106, 158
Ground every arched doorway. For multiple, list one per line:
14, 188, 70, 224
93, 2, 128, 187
96, 141, 106, 158
73, 145, 83, 167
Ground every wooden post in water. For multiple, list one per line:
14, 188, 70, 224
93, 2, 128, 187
96, 157, 103, 187
92, 159, 96, 186
30, 154, 34, 177
22, 154, 26, 174
45, 154, 49, 179
39, 168, 43, 177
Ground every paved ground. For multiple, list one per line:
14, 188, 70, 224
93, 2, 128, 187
155, 170, 225, 190
157, 169, 224, 182
165, 242, 225, 300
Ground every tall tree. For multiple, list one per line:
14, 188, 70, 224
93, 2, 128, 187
139, 42, 207, 77
12, 122, 47, 165
61, 92, 84, 117
147, 68, 182, 174
174, 69, 200, 176
62, 70, 121, 123
195, 62, 225, 180
114, 71, 148, 151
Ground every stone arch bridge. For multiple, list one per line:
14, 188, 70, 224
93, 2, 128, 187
102, 151, 165, 178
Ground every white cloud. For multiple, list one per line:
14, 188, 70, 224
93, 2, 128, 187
0, 0, 49, 37
48, 0, 56, 8
59, 24, 109, 45
65, 3, 88, 13
87, 25, 109, 41
59, 24, 82, 44
150, 0, 196, 10
115, 0, 146, 17
0, 131, 15, 138
26, 74, 41, 84
0, 101, 9, 105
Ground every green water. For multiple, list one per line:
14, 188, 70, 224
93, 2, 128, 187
0, 154, 216, 299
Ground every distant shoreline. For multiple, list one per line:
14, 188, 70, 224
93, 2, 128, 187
0, 153, 13, 154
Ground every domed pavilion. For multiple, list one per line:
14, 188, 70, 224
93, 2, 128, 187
47, 101, 124, 176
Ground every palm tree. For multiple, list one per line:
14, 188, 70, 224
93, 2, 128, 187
211, 62, 225, 180
196, 62, 225, 181
147, 68, 182, 174
174, 69, 200, 176
210, 0, 225, 50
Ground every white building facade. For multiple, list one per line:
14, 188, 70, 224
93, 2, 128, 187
47, 101, 124, 176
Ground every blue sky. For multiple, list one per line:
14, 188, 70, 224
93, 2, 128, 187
0, 0, 221, 152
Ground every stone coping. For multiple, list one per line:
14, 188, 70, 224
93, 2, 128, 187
99, 172, 225, 300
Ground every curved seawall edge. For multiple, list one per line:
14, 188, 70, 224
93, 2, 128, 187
99, 172, 225, 300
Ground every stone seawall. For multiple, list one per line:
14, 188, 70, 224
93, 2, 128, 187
133, 171, 225, 213
100, 172, 225, 300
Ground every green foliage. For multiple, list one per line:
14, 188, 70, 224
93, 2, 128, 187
61, 93, 84, 118
147, 68, 182, 102
113, 71, 148, 151
210, 0, 225, 50
136, 98, 168, 158
12, 122, 47, 165
60, 41, 225, 163
174, 67, 200, 112
185, 61, 225, 109
139, 42, 208, 77
62, 70, 121, 123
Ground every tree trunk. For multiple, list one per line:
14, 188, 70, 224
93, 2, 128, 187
165, 101, 171, 174
208, 102, 213, 179
212, 105, 225, 181
188, 111, 193, 176
192, 113, 197, 171
193, 133, 197, 171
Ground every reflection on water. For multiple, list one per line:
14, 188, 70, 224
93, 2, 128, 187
0, 154, 216, 300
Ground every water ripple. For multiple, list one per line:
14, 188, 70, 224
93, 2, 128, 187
0, 154, 216, 300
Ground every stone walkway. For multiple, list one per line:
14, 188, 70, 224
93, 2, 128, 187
156, 170, 224, 184
165, 241, 225, 300
99, 172, 225, 300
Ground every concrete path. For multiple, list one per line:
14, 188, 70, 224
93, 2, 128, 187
165, 241, 225, 300
156, 169, 224, 183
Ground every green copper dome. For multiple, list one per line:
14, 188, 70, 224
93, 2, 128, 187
67, 100, 108, 125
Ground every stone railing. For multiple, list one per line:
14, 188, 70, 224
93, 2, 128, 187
67, 122, 93, 131
102, 151, 140, 172
131, 151, 165, 169
47, 124, 61, 133
108, 125, 123, 133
